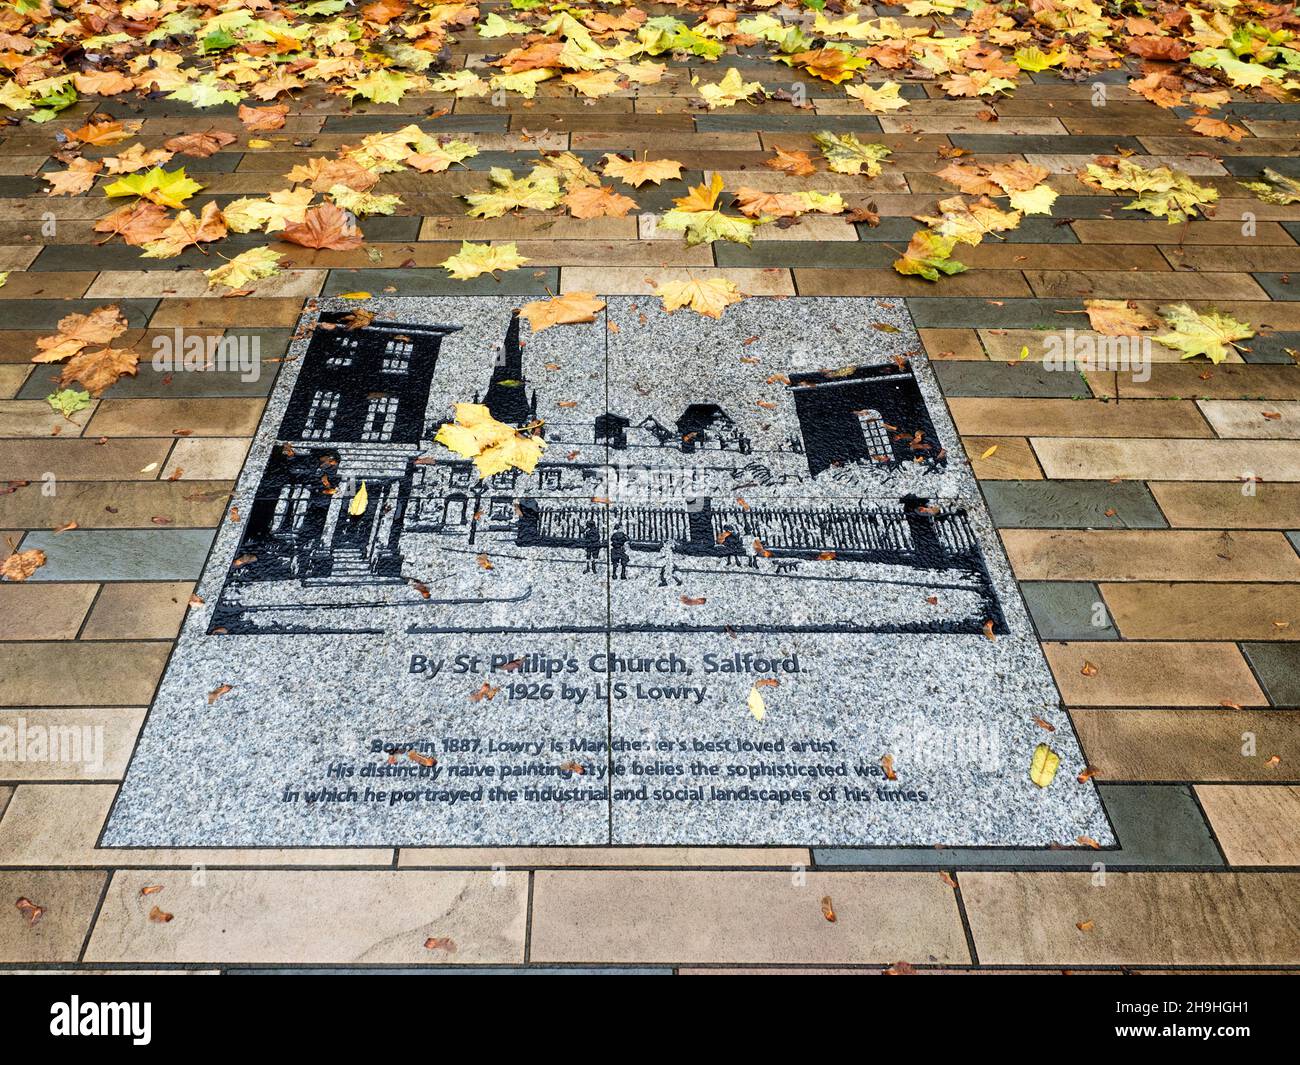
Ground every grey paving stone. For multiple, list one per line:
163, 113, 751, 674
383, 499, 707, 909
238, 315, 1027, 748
2, 299, 157, 331
980, 480, 1167, 529
1287, 530, 1300, 557
1253, 274, 1300, 301
96, 99, 237, 118
814, 784, 1224, 868
631, 175, 704, 213
20, 328, 290, 400
1241, 643, 1300, 707
228, 966, 673, 974
323, 114, 507, 133
1174, 103, 1300, 119
1225, 158, 1300, 178
1030, 67, 1136, 84
42, 153, 243, 174
1241, 332, 1300, 365
949, 135, 1144, 155
21, 528, 217, 582
0, 177, 43, 197
931, 362, 1094, 399
698, 114, 883, 133
856, 217, 1078, 244
322, 267, 560, 297
717, 241, 893, 269
906, 298, 1081, 329
1020, 581, 1117, 641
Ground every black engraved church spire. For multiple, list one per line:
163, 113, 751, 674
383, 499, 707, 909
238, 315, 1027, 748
483, 310, 534, 427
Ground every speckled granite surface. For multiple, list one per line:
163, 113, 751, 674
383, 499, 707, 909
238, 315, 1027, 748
103, 296, 1114, 848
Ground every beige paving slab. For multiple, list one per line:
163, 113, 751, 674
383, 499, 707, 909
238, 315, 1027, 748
0, 400, 96, 438
85, 398, 266, 438
0, 479, 231, 529
1044, 642, 1267, 708
0, 784, 394, 865
398, 847, 812, 867
1024, 153, 1228, 176
85, 270, 326, 300
0, 710, 143, 781
84, 869, 528, 964
529, 871, 969, 965
0, 785, 11, 820
1025, 270, 1268, 301
1198, 400, 1300, 440
1073, 708, 1300, 782
1032, 439, 1300, 482
948, 398, 1212, 439
81, 581, 193, 641
0, 583, 96, 640
558, 266, 795, 296
1108, 363, 1300, 400
0, 246, 41, 269
963, 436, 1042, 479
0, 642, 171, 707
166, 438, 250, 481
0, 870, 107, 963
1195, 786, 1300, 866
0, 365, 30, 400
978, 328, 1241, 364
419, 215, 636, 240
0, 439, 173, 480
920, 328, 985, 360
963, 872, 1300, 966
1101, 583, 1300, 641
1001, 529, 1300, 582
1149, 482, 1300, 529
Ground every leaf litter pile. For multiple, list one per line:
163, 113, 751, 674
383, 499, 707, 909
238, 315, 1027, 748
4, 1, 1292, 479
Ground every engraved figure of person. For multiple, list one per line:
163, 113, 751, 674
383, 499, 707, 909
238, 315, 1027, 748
656, 539, 681, 587
581, 519, 601, 574
610, 524, 630, 580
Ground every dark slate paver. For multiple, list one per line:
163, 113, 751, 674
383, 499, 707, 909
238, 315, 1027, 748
979, 480, 1167, 529
21, 528, 217, 582
931, 361, 1094, 399
1020, 581, 1118, 640
1241, 643, 1300, 707
814, 784, 1223, 868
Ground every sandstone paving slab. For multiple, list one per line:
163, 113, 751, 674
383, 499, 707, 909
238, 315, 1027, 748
0, 870, 106, 964
962, 871, 1300, 967
528, 870, 969, 966
83, 869, 527, 965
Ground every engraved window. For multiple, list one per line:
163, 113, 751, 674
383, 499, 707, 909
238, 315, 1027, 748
856, 409, 893, 463
361, 395, 399, 442
382, 337, 413, 374
325, 336, 359, 369
273, 484, 311, 532
301, 390, 341, 440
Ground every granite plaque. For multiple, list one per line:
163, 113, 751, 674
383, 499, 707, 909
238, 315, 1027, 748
104, 296, 1115, 848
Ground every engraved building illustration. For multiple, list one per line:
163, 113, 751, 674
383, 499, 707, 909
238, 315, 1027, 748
212, 308, 1005, 637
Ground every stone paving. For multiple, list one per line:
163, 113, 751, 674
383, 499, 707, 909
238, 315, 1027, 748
3, 5, 1300, 971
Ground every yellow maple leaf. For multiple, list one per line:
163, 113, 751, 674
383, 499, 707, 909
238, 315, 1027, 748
698, 67, 763, 109
844, 80, 909, 112
440, 241, 530, 281
435, 403, 547, 478
654, 277, 743, 319
602, 154, 683, 188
